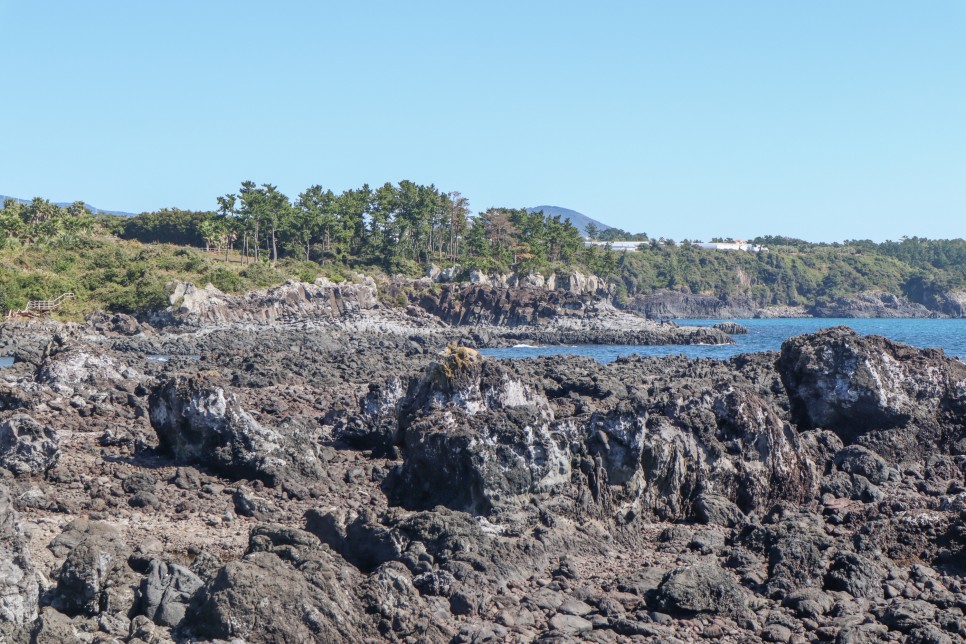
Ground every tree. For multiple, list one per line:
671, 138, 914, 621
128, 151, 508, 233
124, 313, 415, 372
236, 182, 291, 264
585, 222, 599, 241
294, 185, 338, 262
445, 191, 470, 263
216, 194, 238, 261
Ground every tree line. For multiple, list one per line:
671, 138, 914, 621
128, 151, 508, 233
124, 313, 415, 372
6, 188, 963, 315
0, 198, 95, 245
115, 180, 607, 276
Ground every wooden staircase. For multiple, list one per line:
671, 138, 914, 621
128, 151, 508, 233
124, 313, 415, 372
7, 292, 75, 319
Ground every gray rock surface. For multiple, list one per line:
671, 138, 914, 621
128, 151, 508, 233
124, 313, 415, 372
0, 483, 39, 635
778, 326, 966, 450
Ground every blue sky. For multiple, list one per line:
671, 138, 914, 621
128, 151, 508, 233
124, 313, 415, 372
1, 1, 964, 242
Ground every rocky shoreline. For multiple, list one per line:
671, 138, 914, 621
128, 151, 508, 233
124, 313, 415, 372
629, 288, 966, 319
1, 280, 966, 642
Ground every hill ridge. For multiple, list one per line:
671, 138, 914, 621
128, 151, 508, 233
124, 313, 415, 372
0, 194, 136, 217
526, 205, 612, 237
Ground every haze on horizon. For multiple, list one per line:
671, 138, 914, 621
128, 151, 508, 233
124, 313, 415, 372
1, 0, 963, 243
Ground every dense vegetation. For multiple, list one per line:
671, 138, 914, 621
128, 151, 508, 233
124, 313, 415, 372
110, 181, 592, 277
614, 237, 966, 307
2, 189, 965, 317
0, 198, 348, 317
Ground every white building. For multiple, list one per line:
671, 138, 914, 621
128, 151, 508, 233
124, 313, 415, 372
582, 240, 767, 252
694, 241, 767, 252
582, 241, 645, 252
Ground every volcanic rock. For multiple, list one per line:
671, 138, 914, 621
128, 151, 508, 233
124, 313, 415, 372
135, 560, 203, 628
0, 483, 39, 635
52, 519, 134, 616
653, 562, 749, 617
0, 414, 59, 477
778, 326, 966, 450
149, 375, 323, 486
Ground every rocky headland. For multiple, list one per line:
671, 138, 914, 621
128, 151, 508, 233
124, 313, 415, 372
0, 278, 965, 642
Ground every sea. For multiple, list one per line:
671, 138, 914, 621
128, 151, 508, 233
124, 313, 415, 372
480, 318, 966, 363
1, 318, 964, 368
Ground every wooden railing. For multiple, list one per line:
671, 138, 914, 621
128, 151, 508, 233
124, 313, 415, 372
25, 292, 75, 313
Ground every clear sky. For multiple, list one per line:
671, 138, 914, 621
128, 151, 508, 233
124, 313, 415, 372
1, 1, 964, 242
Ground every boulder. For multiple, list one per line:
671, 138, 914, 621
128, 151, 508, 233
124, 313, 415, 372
360, 561, 452, 640
149, 375, 323, 486
736, 509, 832, 597
29, 607, 80, 644
186, 526, 368, 643
778, 327, 966, 447
0, 414, 59, 477
824, 551, 886, 599
593, 382, 817, 522
880, 599, 938, 633
136, 560, 203, 628
713, 321, 749, 335
36, 345, 139, 392
833, 445, 895, 485
695, 494, 746, 528
653, 562, 749, 617
52, 520, 133, 616
333, 377, 408, 452
89, 311, 142, 336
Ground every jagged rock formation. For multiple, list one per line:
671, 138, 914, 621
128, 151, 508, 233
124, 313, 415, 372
714, 321, 749, 334
416, 284, 601, 326
779, 326, 966, 452
51, 519, 135, 617
162, 277, 379, 326
149, 375, 324, 487
394, 346, 568, 513
414, 283, 735, 345
446, 268, 611, 297
135, 560, 203, 628
187, 525, 373, 643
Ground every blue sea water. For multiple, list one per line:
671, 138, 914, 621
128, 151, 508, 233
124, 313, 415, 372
480, 318, 966, 363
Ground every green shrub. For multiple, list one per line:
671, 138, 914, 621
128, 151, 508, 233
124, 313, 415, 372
206, 267, 244, 293
239, 261, 284, 288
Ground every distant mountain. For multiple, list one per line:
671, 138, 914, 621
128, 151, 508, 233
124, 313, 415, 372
526, 205, 612, 238
0, 194, 136, 217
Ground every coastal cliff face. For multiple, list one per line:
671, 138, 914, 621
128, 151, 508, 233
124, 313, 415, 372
628, 289, 763, 319
157, 271, 966, 325
809, 291, 936, 318
1, 300, 966, 642
159, 277, 380, 327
